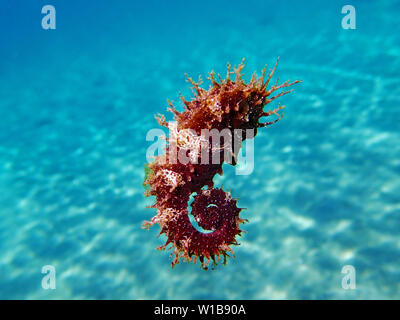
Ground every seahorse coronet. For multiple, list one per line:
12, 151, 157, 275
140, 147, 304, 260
143, 58, 300, 269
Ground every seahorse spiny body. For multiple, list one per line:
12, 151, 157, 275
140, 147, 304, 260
143, 59, 300, 269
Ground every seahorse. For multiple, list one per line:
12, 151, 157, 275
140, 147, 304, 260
143, 58, 300, 269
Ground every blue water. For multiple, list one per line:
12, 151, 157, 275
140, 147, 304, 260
0, 0, 399, 299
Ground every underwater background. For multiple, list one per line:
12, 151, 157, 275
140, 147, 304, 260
0, 0, 399, 299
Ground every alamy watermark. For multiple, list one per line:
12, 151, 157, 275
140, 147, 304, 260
41, 5, 56, 30
341, 265, 356, 290
341, 5, 356, 29
146, 122, 255, 175
41, 265, 56, 290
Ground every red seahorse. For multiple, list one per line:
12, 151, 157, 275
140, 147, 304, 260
143, 58, 300, 269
